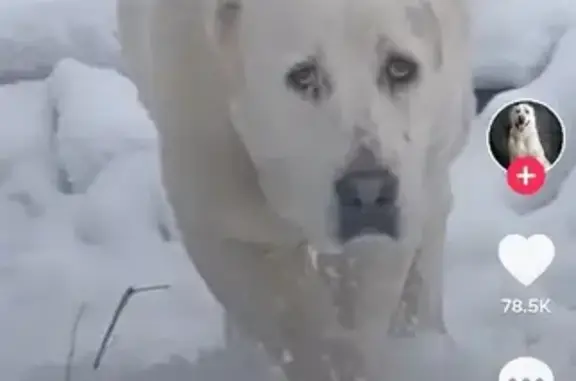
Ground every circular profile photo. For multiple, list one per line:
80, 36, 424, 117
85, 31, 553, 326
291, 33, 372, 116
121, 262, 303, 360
486, 98, 566, 171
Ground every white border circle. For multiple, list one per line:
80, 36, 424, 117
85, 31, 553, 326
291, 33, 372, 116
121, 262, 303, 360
485, 97, 567, 172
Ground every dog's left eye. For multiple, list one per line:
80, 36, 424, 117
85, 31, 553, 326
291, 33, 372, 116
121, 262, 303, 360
285, 59, 331, 102
288, 62, 316, 87
379, 55, 419, 88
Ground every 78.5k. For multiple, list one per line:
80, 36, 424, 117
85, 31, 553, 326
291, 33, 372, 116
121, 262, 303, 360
501, 298, 552, 314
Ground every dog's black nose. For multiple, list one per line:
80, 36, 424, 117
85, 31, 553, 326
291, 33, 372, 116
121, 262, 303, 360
334, 145, 399, 243
517, 115, 525, 124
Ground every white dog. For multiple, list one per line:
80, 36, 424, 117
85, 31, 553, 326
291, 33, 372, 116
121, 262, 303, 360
507, 102, 551, 169
117, 0, 475, 379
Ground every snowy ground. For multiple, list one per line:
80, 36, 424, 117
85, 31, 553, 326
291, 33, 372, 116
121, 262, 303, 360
2, 0, 576, 380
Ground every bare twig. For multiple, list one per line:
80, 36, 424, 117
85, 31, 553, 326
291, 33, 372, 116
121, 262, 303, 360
92, 284, 171, 370
65, 302, 88, 381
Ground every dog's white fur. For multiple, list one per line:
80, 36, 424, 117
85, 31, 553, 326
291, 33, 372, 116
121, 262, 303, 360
117, 0, 474, 378
507, 102, 551, 169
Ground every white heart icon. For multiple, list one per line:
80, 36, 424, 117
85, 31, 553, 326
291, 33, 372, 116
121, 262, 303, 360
499, 357, 554, 381
498, 234, 555, 286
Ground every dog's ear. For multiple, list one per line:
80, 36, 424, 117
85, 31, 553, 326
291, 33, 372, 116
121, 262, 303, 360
206, 0, 244, 95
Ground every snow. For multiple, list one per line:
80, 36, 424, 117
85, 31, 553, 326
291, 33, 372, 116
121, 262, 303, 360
0, 58, 221, 381
48, 58, 157, 193
469, 0, 576, 89
0, 81, 56, 187
0, 0, 120, 84
477, 29, 576, 216
1, 0, 576, 380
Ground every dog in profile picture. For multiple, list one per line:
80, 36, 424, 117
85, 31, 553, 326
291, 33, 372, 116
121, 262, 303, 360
507, 102, 551, 169
487, 99, 565, 171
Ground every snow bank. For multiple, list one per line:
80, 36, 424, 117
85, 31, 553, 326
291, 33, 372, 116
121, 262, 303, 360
46, 58, 175, 244
0, 81, 53, 180
75, 149, 176, 245
470, 0, 576, 88
0, 228, 222, 381
47, 58, 158, 193
0, 62, 216, 381
0, 80, 60, 231
0, 0, 119, 83
477, 28, 576, 215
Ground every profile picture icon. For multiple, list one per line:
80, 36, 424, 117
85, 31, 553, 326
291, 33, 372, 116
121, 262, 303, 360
487, 98, 565, 171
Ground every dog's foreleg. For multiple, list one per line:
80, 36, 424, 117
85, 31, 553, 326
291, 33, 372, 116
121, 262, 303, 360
508, 136, 519, 163
189, 237, 359, 381
529, 141, 551, 169
343, 239, 418, 380
409, 177, 451, 334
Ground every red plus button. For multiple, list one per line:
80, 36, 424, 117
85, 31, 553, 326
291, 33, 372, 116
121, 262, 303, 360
507, 156, 546, 195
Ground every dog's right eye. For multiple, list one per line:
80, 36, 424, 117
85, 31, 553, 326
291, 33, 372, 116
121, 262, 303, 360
378, 54, 419, 91
285, 59, 331, 102
287, 62, 316, 87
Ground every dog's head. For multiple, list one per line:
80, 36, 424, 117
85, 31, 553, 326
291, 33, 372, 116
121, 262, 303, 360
509, 102, 535, 132
210, 0, 472, 253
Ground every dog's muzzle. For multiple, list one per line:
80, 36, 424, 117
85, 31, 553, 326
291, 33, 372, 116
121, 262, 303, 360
516, 115, 526, 128
334, 145, 399, 243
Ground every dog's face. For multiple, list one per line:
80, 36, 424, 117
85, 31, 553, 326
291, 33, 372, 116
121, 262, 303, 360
226, 0, 469, 253
509, 103, 535, 132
